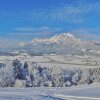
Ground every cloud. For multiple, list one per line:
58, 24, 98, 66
15, 26, 51, 32
26, 1, 100, 24
1, 1, 100, 25
15, 28, 36, 32
8, 26, 61, 40
71, 28, 100, 40
15, 26, 60, 32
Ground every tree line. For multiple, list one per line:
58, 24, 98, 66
0, 59, 99, 87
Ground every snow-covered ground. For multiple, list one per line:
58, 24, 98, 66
0, 88, 62, 100
0, 84, 100, 100
0, 54, 99, 69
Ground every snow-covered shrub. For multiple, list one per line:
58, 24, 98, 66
41, 81, 52, 87
63, 81, 72, 87
14, 79, 26, 88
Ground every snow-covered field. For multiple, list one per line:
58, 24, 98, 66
0, 54, 99, 69
0, 84, 100, 100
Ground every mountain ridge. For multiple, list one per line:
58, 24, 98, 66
18, 32, 100, 52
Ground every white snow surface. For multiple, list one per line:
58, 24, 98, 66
0, 84, 100, 100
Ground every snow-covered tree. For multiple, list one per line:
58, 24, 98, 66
13, 59, 23, 79
0, 63, 15, 87
72, 72, 81, 85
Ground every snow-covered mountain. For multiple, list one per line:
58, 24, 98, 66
18, 32, 89, 48
18, 33, 79, 48
18, 32, 100, 55
31, 32, 76, 44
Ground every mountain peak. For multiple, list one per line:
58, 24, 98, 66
50, 32, 76, 42
51, 32, 75, 39
31, 32, 76, 44
62, 32, 75, 38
